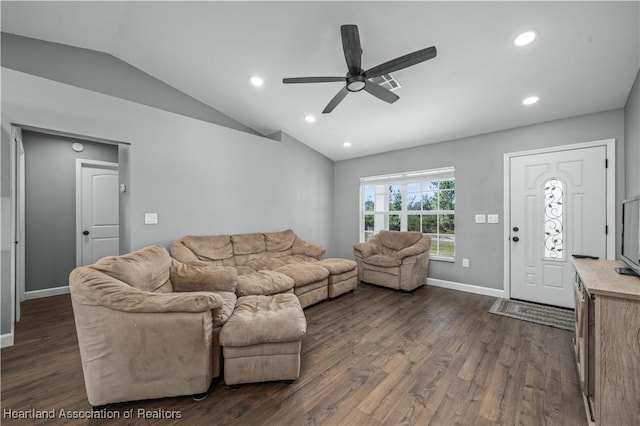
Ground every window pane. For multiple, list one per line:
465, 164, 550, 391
389, 214, 401, 231
364, 215, 374, 231
407, 193, 421, 211
439, 190, 455, 210
423, 181, 439, 191
364, 186, 375, 211
439, 235, 455, 257
422, 215, 437, 233
439, 214, 455, 234
364, 231, 375, 241
428, 235, 439, 255
407, 182, 421, 192
408, 215, 421, 232
388, 185, 402, 211
423, 192, 437, 210
543, 178, 564, 260
440, 179, 455, 190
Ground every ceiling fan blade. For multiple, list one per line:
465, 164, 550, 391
323, 87, 349, 114
364, 46, 437, 79
341, 24, 362, 75
283, 77, 346, 84
363, 82, 400, 104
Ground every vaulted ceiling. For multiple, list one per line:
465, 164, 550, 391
2, 1, 639, 160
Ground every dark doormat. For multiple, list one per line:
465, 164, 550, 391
489, 298, 574, 331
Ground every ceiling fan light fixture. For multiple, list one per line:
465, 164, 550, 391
522, 95, 540, 105
347, 75, 366, 92
514, 31, 537, 46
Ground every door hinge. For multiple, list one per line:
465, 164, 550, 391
605, 225, 608, 235
605, 159, 608, 168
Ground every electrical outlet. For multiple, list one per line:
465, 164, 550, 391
462, 258, 469, 268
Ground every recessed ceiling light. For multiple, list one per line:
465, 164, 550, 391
514, 31, 536, 46
304, 115, 316, 123
343, 142, 352, 147
250, 76, 263, 87
522, 96, 540, 105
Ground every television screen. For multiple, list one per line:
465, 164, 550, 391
621, 195, 640, 276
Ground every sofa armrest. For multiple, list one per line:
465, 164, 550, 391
292, 236, 326, 259
70, 267, 223, 313
353, 241, 378, 258
71, 303, 214, 406
170, 259, 237, 293
396, 236, 432, 260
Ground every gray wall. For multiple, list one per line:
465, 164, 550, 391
22, 131, 118, 292
1, 33, 260, 137
624, 68, 640, 198
333, 109, 625, 290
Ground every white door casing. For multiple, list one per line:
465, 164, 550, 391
509, 146, 607, 308
76, 160, 119, 266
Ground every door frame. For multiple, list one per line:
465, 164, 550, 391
502, 139, 616, 300
5, 122, 130, 348
75, 159, 119, 267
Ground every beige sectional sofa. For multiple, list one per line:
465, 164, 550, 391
171, 229, 356, 308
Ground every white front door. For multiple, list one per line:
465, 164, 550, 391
510, 146, 607, 308
78, 162, 119, 265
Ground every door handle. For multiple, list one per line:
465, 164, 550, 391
83, 230, 90, 236
512, 236, 520, 242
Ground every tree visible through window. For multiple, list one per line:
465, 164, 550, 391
360, 168, 456, 258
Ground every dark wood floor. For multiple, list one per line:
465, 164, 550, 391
1, 284, 587, 425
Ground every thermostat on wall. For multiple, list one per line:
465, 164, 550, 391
71, 142, 84, 152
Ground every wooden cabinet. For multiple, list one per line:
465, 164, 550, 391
573, 259, 640, 426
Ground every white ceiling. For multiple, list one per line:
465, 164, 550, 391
2, 1, 639, 161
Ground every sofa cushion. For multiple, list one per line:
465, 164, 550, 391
379, 230, 423, 251
264, 229, 296, 252
243, 257, 287, 271
275, 263, 329, 286
182, 235, 233, 261
236, 271, 295, 297
90, 245, 172, 293
219, 294, 306, 346
231, 233, 266, 255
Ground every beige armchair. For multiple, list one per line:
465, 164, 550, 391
353, 231, 431, 291
69, 245, 237, 406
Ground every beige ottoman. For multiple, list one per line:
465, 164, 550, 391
236, 270, 295, 297
219, 293, 307, 385
318, 258, 358, 298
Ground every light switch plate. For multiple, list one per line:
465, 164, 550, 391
487, 214, 499, 224
145, 213, 158, 225
475, 214, 486, 224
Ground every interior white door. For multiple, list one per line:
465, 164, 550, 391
510, 146, 607, 308
79, 163, 119, 265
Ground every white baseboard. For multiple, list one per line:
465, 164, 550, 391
1, 332, 14, 348
25, 285, 70, 300
427, 278, 506, 299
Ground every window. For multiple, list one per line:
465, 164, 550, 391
543, 178, 564, 260
360, 167, 456, 259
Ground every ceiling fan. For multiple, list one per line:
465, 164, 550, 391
282, 24, 437, 114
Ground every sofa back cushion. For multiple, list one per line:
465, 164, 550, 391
182, 235, 234, 262
90, 245, 172, 293
231, 233, 266, 255
379, 230, 423, 251
264, 229, 296, 252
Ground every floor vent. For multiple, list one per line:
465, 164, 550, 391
368, 73, 401, 91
